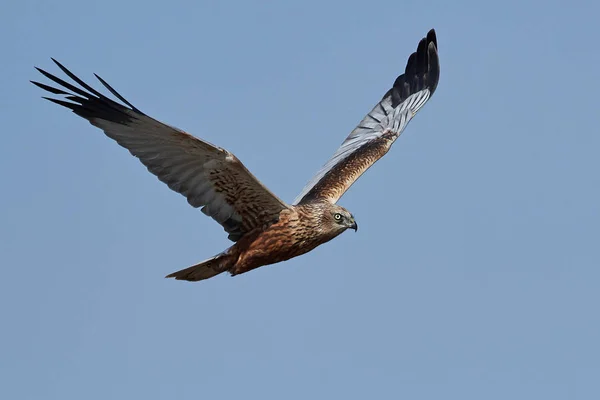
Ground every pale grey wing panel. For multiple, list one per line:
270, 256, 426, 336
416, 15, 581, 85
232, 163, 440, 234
293, 89, 430, 204
32, 60, 288, 241
294, 29, 440, 205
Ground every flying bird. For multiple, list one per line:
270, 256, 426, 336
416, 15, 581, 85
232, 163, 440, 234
32, 29, 440, 282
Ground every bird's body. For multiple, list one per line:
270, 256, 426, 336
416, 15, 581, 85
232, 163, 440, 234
32, 29, 440, 282
174, 202, 354, 281
231, 203, 346, 274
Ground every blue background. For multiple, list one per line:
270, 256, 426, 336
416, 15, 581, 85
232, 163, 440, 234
2, 0, 599, 398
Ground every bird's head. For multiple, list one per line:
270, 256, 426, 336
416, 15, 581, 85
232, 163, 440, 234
323, 204, 358, 234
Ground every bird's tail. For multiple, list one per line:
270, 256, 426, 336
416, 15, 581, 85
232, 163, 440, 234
165, 253, 234, 282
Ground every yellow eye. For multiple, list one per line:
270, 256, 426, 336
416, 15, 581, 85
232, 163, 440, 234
333, 213, 343, 221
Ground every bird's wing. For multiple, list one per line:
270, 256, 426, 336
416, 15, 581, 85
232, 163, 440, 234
294, 29, 440, 205
32, 60, 289, 242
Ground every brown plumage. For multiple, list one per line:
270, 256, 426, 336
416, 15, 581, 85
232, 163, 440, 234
32, 29, 440, 282
170, 202, 354, 280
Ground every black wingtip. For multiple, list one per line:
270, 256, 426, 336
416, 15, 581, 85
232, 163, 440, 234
426, 28, 440, 95
41, 96, 80, 112
30, 80, 70, 95
388, 28, 440, 108
32, 59, 144, 123
427, 29, 437, 50
94, 73, 143, 114
50, 58, 108, 100
427, 44, 440, 95
405, 52, 417, 78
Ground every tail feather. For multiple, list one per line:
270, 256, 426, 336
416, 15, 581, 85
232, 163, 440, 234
165, 254, 232, 282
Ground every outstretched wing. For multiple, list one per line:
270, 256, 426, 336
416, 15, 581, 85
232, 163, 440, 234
294, 29, 440, 205
32, 60, 289, 241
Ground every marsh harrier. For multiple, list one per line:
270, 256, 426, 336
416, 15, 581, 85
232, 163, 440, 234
32, 29, 440, 281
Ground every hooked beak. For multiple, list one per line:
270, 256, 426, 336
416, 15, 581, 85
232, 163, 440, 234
349, 219, 358, 232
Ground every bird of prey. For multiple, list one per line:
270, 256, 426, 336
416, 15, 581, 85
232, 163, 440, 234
32, 29, 440, 282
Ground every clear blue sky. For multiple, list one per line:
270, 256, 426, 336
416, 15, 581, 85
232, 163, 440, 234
2, 1, 599, 399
